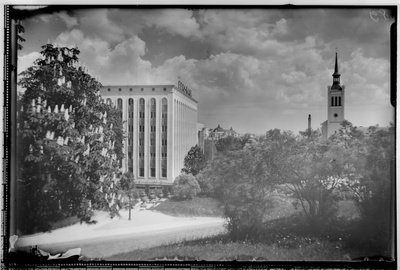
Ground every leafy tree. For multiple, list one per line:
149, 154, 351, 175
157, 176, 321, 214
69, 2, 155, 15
17, 44, 124, 233
172, 173, 201, 200
117, 171, 137, 220
330, 120, 366, 150
335, 123, 394, 251
181, 145, 206, 176
264, 129, 346, 230
215, 134, 252, 153
201, 138, 281, 240
298, 128, 321, 141
16, 20, 25, 50
194, 170, 215, 197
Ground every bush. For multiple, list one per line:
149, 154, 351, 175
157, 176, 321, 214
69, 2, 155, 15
194, 171, 215, 197
172, 173, 201, 200
223, 183, 274, 241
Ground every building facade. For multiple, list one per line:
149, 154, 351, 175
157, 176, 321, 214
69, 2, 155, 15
207, 124, 239, 140
100, 82, 198, 192
321, 52, 345, 139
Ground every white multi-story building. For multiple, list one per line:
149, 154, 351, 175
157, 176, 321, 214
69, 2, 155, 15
100, 82, 198, 193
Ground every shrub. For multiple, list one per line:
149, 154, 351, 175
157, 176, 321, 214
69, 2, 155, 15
194, 171, 215, 197
172, 173, 201, 200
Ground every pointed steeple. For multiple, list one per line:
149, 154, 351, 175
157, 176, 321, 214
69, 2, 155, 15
334, 52, 340, 75
331, 51, 342, 90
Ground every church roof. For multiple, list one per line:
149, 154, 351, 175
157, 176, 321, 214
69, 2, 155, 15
331, 84, 343, 90
213, 124, 225, 132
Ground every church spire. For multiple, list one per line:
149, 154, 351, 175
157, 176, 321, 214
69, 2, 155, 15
334, 52, 339, 75
332, 51, 342, 89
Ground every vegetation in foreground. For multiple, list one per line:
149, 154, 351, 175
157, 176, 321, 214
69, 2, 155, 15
107, 214, 371, 261
107, 235, 346, 261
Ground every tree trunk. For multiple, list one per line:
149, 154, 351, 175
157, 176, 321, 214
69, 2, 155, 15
128, 196, 131, 221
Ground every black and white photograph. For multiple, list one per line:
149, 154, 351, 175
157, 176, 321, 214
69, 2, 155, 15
5, 5, 396, 264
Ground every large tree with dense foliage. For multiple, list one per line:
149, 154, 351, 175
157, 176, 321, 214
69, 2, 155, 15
200, 136, 282, 240
181, 145, 206, 176
215, 134, 252, 153
264, 128, 356, 230
17, 44, 124, 233
332, 122, 395, 251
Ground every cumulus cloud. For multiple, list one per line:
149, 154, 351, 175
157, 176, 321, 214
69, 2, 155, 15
77, 9, 125, 43
18, 51, 41, 74
57, 11, 78, 28
150, 9, 202, 39
18, 8, 392, 133
55, 29, 150, 85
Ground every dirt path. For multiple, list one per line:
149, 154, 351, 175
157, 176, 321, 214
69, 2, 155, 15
33, 221, 225, 259
15, 209, 226, 259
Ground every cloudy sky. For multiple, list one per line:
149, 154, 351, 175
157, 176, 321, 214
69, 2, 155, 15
17, 7, 395, 134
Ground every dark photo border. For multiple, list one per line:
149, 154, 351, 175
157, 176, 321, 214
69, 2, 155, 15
2, 4, 397, 269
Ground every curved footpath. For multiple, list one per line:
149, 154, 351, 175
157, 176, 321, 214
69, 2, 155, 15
15, 209, 226, 259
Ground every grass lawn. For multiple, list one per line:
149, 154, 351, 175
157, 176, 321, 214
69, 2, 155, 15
107, 197, 365, 261
151, 196, 223, 217
107, 234, 351, 261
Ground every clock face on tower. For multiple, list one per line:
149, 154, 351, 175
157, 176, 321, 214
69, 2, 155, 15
334, 113, 338, 118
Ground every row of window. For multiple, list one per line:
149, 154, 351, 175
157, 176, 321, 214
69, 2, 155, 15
132, 152, 166, 160
134, 138, 167, 146
331, 96, 342, 107
107, 87, 168, 92
130, 125, 166, 133
106, 98, 168, 107
129, 112, 167, 119
135, 161, 166, 177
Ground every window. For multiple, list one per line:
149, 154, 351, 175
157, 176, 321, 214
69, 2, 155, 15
338, 96, 341, 106
150, 168, 155, 177
151, 139, 155, 146
331, 96, 334, 106
162, 168, 167, 178
129, 88, 133, 91
151, 126, 156, 132
117, 98, 123, 110
140, 168, 144, 177
119, 88, 122, 91
108, 88, 111, 91
335, 96, 338, 106
128, 152, 132, 159
139, 139, 144, 146
162, 139, 167, 146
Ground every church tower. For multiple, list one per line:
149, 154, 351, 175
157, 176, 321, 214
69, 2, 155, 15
322, 52, 345, 139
